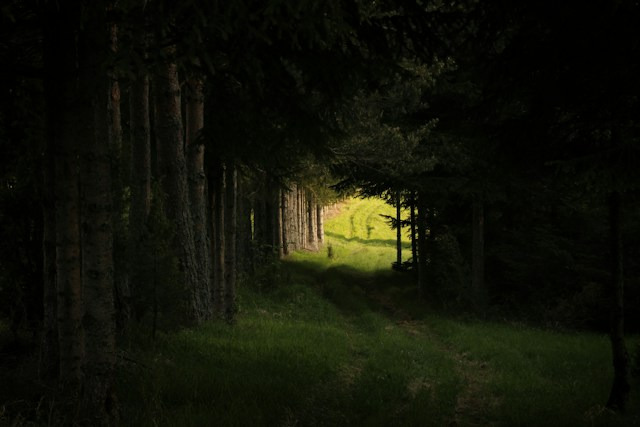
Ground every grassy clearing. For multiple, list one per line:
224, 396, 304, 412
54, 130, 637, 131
120, 197, 640, 426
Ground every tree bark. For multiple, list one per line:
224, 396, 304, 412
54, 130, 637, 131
471, 196, 486, 309
185, 75, 211, 318
109, 23, 128, 332
281, 188, 289, 255
224, 163, 237, 323
154, 49, 203, 323
77, 6, 117, 421
212, 160, 225, 316
410, 193, 418, 271
606, 191, 630, 411
47, 0, 84, 390
307, 194, 318, 251
129, 73, 151, 322
236, 173, 253, 273
317, 204, 324, 246
396, 191, 402, 269
41, 76, 58, 381
275, 187, 284, 258
417, 192, 428, 298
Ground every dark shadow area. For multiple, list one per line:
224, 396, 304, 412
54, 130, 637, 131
282, 259, 419, 323
325, 231, 411, 249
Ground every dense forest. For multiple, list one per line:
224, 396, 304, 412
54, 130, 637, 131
1, 0, 639, 425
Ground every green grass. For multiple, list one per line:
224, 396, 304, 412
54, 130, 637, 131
119, 197, 640, 426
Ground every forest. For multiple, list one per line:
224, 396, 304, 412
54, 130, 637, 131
1, 0, 639, 425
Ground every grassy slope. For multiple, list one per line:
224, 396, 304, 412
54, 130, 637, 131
119, 197, 639, 426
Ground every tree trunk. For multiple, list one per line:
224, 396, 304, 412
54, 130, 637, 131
185, 75, 211, 318
606, 191, 630, 411
154, 49, 203, 323
40, 83, 58, 381
47, 0, 84, 390
396, 191, 402, 269
109, 23, 128, 331
471, 196, 486, 309
410, 193, 417, 271
77, 6, 117, 421
224, 163, 237, 323
236, 173, 253, 273
281, 189, 289, 255
275, 187, 284, 258
129, 72, 151, 320
417, 192, 428, 298
307, 194, 318, 251
317, 204, 324, 246
212, 160, 225, 316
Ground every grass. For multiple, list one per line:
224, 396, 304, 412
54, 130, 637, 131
118, 196, 640, 426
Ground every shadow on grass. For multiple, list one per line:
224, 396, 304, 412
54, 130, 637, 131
325, 231, 411, 249
282, 259, 421, 322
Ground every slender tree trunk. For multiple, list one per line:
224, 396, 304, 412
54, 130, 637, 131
317, 204, 324, 246
236, 174, 253, 273
264, 181, 275, 252
396, 191, 402, 269
48, 1, 84, 390
77, 6, 117, 420
410, 193, 417, 271
129, 72, 151, 320
224, 163, 237, 323
281, 189, 289, 255
154, 49, 203, 323
109, 23, 128, 331
40, 86, 58, 381
472, 196, 486, 309
212, 160, 225, 316
417, 192, 428, 298
606, 191, 630, 411
307, 194, 318, 251
275, 188, 284, 258
288, 185, 298, 251
185, 75, 211, 318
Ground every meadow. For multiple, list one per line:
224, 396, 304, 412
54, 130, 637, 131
117, 197, 639, 426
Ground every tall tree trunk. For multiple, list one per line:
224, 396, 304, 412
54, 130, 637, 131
154, 49, 203, 323
224, 163, 237, 323
185, 75, 211, 318
288, 185, 298, 251
236, 173, 253, 273
396, 191, 402, 269
471, 196, 486, 309
77, 6, 117, 421
317, 204, 324, 246
40, 86, 58, 381
410, 193, 417, 271
47, 0, 84, 390
264, 180, 275, 252
129, 73, 151, 321
281, 189, 289, 255
307, 194, 318, 251
275, 187, 284, 258
606, 191, 630, 411
212, 160, 225, 316
417, 192, 428, 298
109, 23, 128, 331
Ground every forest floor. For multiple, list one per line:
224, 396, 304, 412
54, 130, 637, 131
3, 198, 639, 426
114, 197, 640, 426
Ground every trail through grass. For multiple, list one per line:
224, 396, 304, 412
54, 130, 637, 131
120, 197, 639, 426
